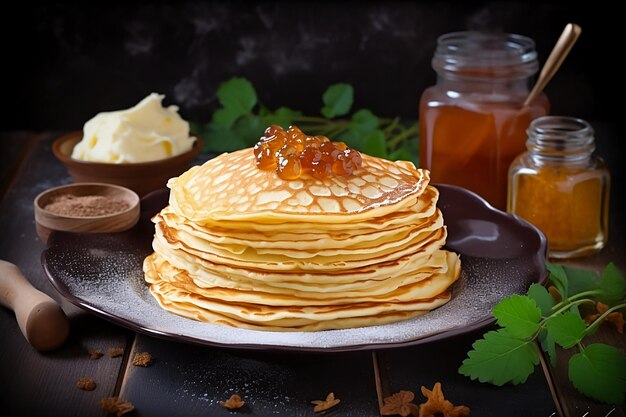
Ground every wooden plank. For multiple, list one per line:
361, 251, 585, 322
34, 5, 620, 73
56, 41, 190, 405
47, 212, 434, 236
119, 334, 380, 417
0, 132, 132, 416
380, 328, 557, 416
0, 131, 35, 200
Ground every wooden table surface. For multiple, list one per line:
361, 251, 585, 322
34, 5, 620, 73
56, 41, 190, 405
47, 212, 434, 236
0, 131, 623, 417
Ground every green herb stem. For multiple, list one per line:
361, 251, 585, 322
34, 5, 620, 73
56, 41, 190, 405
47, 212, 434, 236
551, 290, 604, 312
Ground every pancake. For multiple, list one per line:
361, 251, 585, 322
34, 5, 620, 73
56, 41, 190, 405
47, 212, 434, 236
143, 141, 461, 332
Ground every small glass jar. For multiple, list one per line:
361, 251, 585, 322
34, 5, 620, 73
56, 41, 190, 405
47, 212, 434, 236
508, 116, 610, 258
419, 31, 549, 210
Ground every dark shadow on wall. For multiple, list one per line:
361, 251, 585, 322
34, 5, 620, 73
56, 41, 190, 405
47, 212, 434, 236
2, 1, 618, 130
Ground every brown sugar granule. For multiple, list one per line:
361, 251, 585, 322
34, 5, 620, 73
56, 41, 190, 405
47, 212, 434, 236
311, 392, 341, 413
76, 378, 97, 391
220, 394, 245, 410
88, 349, 104, 360
44, 194, 130, 217
108, 347, 125, 358
132, 352, 153, 367
100, 396, 134, 416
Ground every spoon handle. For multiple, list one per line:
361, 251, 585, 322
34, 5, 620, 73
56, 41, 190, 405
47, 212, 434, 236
524, 23, 582, 107
0, 259, 70, 351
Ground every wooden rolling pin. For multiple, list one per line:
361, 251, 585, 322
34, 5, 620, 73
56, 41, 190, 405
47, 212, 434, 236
0, 260, 70, 351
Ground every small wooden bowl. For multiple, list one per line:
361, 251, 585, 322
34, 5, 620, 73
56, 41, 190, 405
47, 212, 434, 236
34, 183, 140, 244
52, 131, 202, 196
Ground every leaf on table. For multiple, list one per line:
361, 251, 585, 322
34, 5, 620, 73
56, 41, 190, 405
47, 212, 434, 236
569, 343, 626, 405
364, 129, 388, 159
599, 262, 626, 302
263, 106, 303, 129
321, 83, 353, 118
546, 263, 569, 299
527, 284, 556, 316
538, 329, 557, 367
458, 329, 539, 386
492, 294, 541, 339
216, 77, 257, 115
212, 107, 243, 129
349, 109, 379, 136
545, 312, 586, 349
201, 124, 248, 153
563, 265, 600, 296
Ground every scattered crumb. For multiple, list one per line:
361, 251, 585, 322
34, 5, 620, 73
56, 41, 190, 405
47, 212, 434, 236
132, 352, 153, 367
100, 396, 134, 416
88, 349, 103, 360
220, 394, 245, 410
311, 392, 341, 413
76, 378, 97, 391
108, 347, 125, 358
381, 390, 418, 416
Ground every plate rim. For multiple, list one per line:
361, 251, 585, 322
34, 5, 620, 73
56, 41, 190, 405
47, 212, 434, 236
42, 184, 547, 352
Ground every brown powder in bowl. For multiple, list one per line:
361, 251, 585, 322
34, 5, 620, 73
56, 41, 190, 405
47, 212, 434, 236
43, 194, 130, 217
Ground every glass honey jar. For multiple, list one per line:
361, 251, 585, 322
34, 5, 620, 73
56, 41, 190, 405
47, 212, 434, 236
419, 31, 549, 210
508, 116, 610, 258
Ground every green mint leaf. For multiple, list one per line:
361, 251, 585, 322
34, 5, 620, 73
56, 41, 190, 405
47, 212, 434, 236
217, 77, 257, 114
263, 106, 303, 129
599, 262, 626, 302
563, 265, 600, 296
459, 329, 539, 386
539, 329, 557, 367
569, 343, 626, 405
364, 130, 388, 159
527, 284, 556, 316
546, 263, 569, 299
321, 83, 353, 118
389, 146, 413, 162
201, 123, 248, 153
546, 312, 586, 349
232, 115, 265, 147
212, 107, 242, 129
493, 295, 541, 339
349, 109, 379, 136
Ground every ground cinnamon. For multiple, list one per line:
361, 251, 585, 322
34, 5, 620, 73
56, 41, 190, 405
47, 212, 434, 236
44, 194, 130, 217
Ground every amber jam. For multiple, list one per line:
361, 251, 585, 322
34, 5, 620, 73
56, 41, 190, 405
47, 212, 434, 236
253, 125, 363, 180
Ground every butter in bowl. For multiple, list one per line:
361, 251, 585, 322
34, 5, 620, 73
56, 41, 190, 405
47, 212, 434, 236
52, 93, 202, 196
34, 183, 140, 245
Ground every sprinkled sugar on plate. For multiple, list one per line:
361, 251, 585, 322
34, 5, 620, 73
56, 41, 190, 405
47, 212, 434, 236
42, 185, 547, 351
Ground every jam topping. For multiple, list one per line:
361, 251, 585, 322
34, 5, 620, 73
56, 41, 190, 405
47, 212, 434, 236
253, 125, 363, 180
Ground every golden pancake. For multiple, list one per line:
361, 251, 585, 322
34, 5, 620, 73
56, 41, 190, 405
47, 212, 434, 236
143, 143, 461, 332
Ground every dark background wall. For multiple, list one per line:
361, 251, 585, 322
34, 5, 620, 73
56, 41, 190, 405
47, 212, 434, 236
2, 1, 617, 130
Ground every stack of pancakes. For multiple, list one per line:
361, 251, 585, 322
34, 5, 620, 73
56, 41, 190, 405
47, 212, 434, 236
143, 149, 461, 331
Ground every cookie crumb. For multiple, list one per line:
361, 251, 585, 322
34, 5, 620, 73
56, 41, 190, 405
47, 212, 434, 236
132, 352, 153, 367
76, 378, 97, 391
311, 392, 340, 413
220, 394, 245, 410
100, 397, 134, 416
108, 347, 125, 358
88, 349, 103, 360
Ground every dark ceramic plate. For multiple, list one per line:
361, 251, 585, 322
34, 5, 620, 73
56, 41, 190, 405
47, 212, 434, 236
42, 185, 547, 352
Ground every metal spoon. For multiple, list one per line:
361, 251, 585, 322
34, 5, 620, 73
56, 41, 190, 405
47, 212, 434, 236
524, 23, 582, 107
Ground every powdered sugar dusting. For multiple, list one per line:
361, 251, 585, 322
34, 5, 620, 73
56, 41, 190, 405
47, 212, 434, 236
44, 230, 539, 349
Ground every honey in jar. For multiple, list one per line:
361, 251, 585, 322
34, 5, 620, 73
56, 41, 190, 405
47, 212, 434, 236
420, 31, 549, 210
508, 116, 610, 258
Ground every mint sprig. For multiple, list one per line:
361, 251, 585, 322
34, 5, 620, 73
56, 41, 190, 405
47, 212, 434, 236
193, 77, 419, 165
459, 262, 626, 405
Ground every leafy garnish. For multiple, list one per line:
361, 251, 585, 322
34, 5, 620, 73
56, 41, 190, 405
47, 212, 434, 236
569, 344, 626, 405
459, 329, 539, 386
192, 77, 419, 164
460, 262, 626, 405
